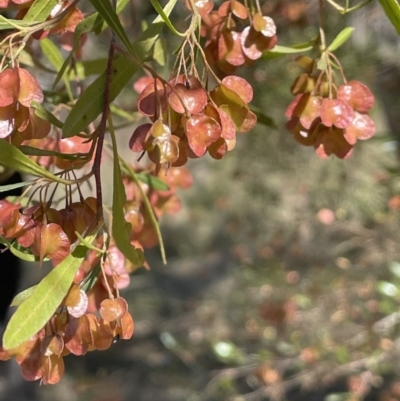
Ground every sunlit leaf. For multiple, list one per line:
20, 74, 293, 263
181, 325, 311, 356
0, 180, 34, 192
53, 0, 130, 89
0, 239, 49, 262
31, 101, 63, 128
11, 285, 37, 307
263, 42, 314, 60
153, 38, 167, 66
136, 173, 169, 191
88, 0, 136, 56
3, 239, 93, 350
81, 0, 130, 35
327, 27, 355, 51
149, 0, 184, 36
73, 59, 108, 79
0, 16, 40, 30
40, 39, 72, 97
62, 55, 137, 137
23, 0, 58, 22
379, 0, 400, 35
0, 140, 71, 184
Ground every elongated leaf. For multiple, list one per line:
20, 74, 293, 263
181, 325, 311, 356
153, 38, 167, 66
0, 16, 39, 30
0, 180, 34, 192
73, 58, 108, 79
77, 0, 130, 37
136, 173, 169, 191
2, 239, 49, 263
379, 0, 400, 35
11, 286, 37, 307
3, 240, 91, 350
40, 38, 64, 69
23, 0, 58, 22
17, 49, 35, 67
19, 145, 78, 160
62, 0, 177, 137
40, 39, 72, 97
327, 27, 355, 51
62, 55, 138, 137
149, 0, 183, 36
0, 140, 70, 184
110, 104, 141, 121
110, 128, 145, 267
9, 242, 47, 262
251, 106, 277, 129
31, 101, 63, 128
264, 42, 314, 60
75, 231, 104, 253
88, 0, 136, 56
81, 264, 101, 292
52, 0, 129, 88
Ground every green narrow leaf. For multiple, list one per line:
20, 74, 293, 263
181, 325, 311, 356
75, 231, 104, 253
19, 145, 79, 160
40, 39, 72, 97
0, 180, 35, 192
379, 0, 400, 35
62, 0, 177, 137
0, 140, 71, 184
327, 27, 355, 51
51, 0, 127, 93
0, 229, 44, 264
16, 49, 35, 67
153, 38, 167, 66
11, 286, 37, 307
88, 0, 137, 56
110, 125, 145, 267
263, 42, 314, 60
0, 16, 39, 30
149, 0, 184, 36
73, 58, 108, 79
3, 240, 91, 350
31, 101, 63, 128
136, 173, 170, 191
62, 55, 138, 137
9, 242, 47, 262
2, 239, 50, 263
92, 0, 131, 34
80, 264, 101, 292
23, 0, 58, 22
251, 106, 277, 129
110, 104, 140, 121
40, 38, 63, 69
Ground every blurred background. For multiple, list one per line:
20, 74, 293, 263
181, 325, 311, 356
5, 0, 400, 400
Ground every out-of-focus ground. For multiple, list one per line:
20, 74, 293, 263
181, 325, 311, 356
5, 1, 400, 400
